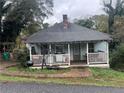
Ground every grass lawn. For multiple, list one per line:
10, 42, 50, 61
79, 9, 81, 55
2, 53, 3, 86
1, 67, 124, 87
91, 68, 124, 80
7, 66, 70, 74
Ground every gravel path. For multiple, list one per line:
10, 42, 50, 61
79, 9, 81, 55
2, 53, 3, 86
0, 82, 124, 93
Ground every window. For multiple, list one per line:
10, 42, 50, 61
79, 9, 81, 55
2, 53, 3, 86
51, 44, 68, 54
55, 45, 64, 54
89, 43, 94, 53
31, 46, 36, 55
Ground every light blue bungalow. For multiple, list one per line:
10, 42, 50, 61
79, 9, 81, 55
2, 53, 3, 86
26, 15, 111, 68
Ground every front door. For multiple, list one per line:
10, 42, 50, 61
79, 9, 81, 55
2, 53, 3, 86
73, 44, 80, 61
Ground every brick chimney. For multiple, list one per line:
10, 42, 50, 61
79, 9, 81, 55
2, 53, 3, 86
63, 14, 69, 29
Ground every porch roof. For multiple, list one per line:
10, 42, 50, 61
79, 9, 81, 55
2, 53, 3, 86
26, 23, 112, 43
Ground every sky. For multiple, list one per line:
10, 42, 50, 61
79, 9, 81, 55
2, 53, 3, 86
45, 0, 105, 24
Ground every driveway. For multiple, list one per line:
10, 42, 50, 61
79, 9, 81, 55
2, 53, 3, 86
0, 82, 124, 93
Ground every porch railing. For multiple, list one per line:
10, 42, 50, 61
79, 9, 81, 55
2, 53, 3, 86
51, 54, 69, 64
88, 52, 107, 64
32, 54, 69, 65
32, 55, 48, 65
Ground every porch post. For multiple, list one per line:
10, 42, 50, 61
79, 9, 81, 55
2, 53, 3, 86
29, 45, 32, 61
68, 43, 71, 66
106, 42, 109, 65
49, 44, 52, 66
86, 43, 89, 65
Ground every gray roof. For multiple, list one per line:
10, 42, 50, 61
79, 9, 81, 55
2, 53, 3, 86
26, 23, 112, 43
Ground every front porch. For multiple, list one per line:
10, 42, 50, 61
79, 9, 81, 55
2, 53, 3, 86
27, 41, 109, 68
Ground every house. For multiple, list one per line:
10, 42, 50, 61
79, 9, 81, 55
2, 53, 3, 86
26, 15, 112, 68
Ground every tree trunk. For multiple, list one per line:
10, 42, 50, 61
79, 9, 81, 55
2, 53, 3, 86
0, 16, 1, 32
0, 17, 1, 42
108, 15, 114, 34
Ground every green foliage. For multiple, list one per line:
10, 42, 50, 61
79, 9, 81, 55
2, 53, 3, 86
20, 21, 42, 36
0, 0, 11, 32
103, 0, 124, 50
112, 16, 124, 43
8, 0, 53, 23
74, 18, 94, 29
43, 23, 49, 29
92, 15, 108, 33
1, 0, 53, 42
103, 0, 124, 33
15, 35, 24, 49
74, 15, 109, 33
110, 43, 124, 71
13, 47, 29, 67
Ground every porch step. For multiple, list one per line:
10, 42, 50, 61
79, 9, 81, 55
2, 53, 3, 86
32, 64, 69, 69
70, 64, 89, 67
89, 64, 109, 68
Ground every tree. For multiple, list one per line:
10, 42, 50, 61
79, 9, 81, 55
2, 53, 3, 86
74, 18, 94, 29
0, 0, 11, 42
112, 16, 124, 43
103, 0, 124, 34
92, 15, 108, 33
110, 43, 124, 71
0, 0, 11, 32
1, 0, 53, 42
74, 15, 109, 33
8, 0, 53, 24
43, 23, 49, 29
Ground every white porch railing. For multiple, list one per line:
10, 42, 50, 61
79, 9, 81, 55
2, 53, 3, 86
32, 54, 70, 65
88, 52, 107, 64
32, 55, 48, 65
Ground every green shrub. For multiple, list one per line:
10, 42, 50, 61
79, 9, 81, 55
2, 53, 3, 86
13, 47, 29, 67
110, 43, 124, 71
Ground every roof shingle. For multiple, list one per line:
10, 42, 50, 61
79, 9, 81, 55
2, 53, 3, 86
26, 23, 112, 43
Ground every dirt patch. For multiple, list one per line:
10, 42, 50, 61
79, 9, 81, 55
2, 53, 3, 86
0, 61, 92, 78
0, 61, 18, 70
1, 67, 92, 78
62, 68, 92, 77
